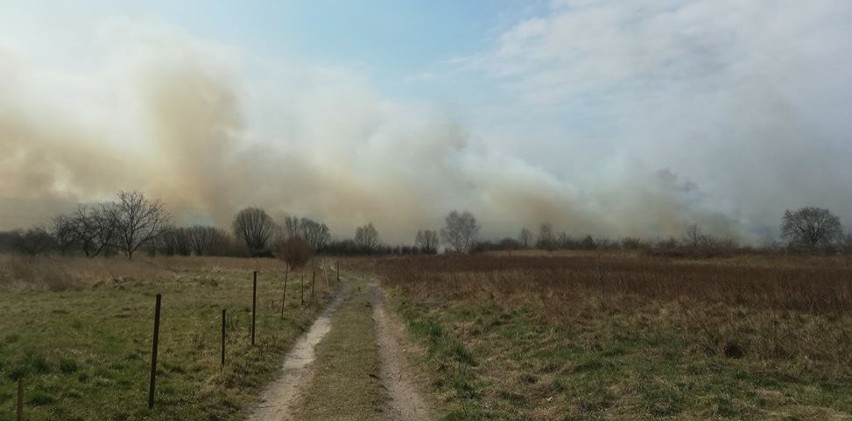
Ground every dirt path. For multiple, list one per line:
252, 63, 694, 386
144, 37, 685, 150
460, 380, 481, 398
248, 274, 432, 420
247, 283, 350, 421
369, 282, 433, 420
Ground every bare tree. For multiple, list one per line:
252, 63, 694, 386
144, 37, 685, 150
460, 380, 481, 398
536, 223, 555, 250
161, 226, 192, 256
277, 236, 314, 270
782, 207, 844, 250
518, 228, 533, 248
354, 222, 380, 252
187, 225, 230, 256
279, 216, 331, 251
233, 207, 277, 256
580, 235, 597, 250
300, 218, 332, 251
111, 191, 171, 259
13, 226, 55, 257
50, 215, 78, 255
441, 210, 479, 253
557, 232, 572, 249
281, 216, 302, 241
69, 205, 116, 258
684, 224, 707, 248
415, 229, 439, 254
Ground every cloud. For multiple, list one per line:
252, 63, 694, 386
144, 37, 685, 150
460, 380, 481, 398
458, 0, 852, 238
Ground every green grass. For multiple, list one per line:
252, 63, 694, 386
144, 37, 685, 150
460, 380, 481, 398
393, 297, 852, 420
0, 265, 333, 420
294, 280, 386, 420
374, 254, 852, 420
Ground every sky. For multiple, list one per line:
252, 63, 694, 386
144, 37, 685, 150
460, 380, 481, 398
2, 0, 852, 243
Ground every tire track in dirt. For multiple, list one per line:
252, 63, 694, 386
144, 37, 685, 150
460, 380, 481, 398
369, 282, 433, 420
247, 282, 350, 421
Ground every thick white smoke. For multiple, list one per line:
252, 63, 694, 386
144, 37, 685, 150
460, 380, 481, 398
3, 2, 850, 243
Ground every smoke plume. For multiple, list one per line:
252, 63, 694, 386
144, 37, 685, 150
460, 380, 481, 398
1, 7, 850, 243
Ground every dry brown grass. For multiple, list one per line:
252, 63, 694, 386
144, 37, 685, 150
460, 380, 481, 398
365, 253, 852, 419
0, 254, 299, 290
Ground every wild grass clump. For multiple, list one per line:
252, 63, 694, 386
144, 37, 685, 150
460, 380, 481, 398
374, 253, 852, 419
0, 256, 78, 291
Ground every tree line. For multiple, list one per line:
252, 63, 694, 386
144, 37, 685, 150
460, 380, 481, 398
2, 191, 850, 258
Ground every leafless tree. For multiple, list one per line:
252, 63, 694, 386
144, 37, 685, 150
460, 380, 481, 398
518, 228, 533, 248
782, 207, 844, 250
187, 225, 230, 256
580, 235, 597, 250
277, 236, 314, 270
13, 226, 55, 257
162, 226, 193, 256
281, 216, 302, 241
233, 207, 277, 256
557, 232, 572, 249
50, 215, 78, 255
110, 191, 171, 259
441, 210, 479, 253
300, 218, 331, 251
684, 224, 707, 248
354, 222, 380, 252
69, 205, 116, 258
279, 216, 331, 251
536, 223, 555, 250
415, 229, 439, 254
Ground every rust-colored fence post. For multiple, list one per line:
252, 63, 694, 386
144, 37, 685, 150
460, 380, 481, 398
251, 271, 257, 346
148, 293, 162, 409
336, 261, 340, 283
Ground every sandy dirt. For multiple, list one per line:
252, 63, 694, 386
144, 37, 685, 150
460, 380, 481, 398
247, 284, 349, 421
369, 282, 433, 421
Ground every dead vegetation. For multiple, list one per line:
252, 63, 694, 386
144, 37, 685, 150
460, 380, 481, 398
371, 252, 852, 419
0, 254, 294, 291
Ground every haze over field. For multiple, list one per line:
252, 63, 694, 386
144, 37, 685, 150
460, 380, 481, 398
2, 0, 851, 243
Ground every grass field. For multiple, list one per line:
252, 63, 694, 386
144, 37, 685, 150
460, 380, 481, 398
0, 255, 334, 420
368, 252, 852, 420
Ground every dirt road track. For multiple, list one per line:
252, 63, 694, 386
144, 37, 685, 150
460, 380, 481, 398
247, 284, 349, 421
247, 275, 432, 420
370, 282, 433, 420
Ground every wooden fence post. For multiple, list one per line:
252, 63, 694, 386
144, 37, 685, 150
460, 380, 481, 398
300, 275, 304, 306
221, 309, 226, 368
251, 271, 257, 346
148, 293, 162, 409
281, 266, 289, 319
311, 270, 315, 303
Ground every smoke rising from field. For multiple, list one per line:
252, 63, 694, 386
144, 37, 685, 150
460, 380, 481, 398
1, 7, 850, 243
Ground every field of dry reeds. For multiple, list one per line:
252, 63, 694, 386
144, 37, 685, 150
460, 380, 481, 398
369, 252, 852, 419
